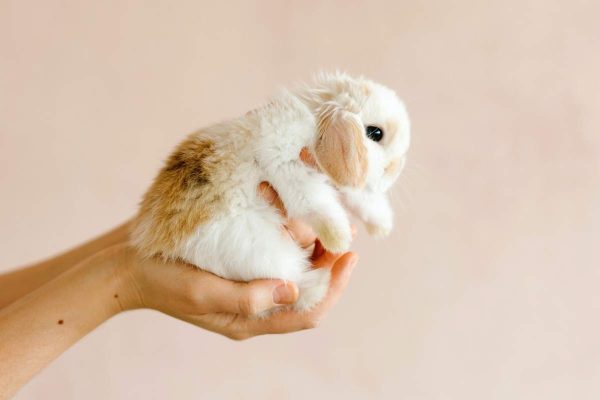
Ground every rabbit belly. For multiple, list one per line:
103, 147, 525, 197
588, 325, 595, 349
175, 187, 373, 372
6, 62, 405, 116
178, 202, 331, 311
178, 204, 309, 284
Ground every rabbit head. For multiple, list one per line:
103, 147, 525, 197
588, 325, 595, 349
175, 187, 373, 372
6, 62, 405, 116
299, 72, 411, 236
301, 72, 410, 191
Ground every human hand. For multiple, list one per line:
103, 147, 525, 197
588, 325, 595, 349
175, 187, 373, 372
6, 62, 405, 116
116, 183, 358, 340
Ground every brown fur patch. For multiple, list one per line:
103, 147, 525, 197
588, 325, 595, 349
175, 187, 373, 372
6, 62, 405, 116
133, 134, 225, 257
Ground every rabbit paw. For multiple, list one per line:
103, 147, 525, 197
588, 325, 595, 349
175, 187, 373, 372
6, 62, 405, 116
366, 221, 392, 238
315, 221, 352, 253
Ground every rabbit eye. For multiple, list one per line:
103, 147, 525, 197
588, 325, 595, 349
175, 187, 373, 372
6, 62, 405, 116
365, 126, 384, 142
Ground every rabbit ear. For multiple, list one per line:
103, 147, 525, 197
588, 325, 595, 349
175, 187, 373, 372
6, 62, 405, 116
314, 102, 368, 188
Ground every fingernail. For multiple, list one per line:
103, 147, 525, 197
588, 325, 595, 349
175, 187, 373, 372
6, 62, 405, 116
273, 283, 296, 305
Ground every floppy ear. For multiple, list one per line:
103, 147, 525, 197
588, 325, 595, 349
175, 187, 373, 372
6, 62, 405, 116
314, 102, 368, 188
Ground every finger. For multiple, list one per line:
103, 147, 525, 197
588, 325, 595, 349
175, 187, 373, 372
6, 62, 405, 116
258, 182, 317, 247
311, 239, 325, 261
258, 182, 287, 217
308, 223, 357, 261
315, 252, 358, 309
285, 218, 317, 248
267, 252, 357, 332
241, 252, 358, 335
311, 241, 343, 267
206, 278, 299, 316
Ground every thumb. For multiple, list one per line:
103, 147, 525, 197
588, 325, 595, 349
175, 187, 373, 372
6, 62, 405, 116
210, 279, 299, 316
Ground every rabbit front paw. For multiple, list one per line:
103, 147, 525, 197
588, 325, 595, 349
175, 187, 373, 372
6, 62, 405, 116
366, 219, 392, 238
315, 220, 352, 253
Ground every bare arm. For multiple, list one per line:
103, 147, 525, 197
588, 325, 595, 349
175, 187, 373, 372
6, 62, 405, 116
0, 246, 129, 396
0, 222, 130, 309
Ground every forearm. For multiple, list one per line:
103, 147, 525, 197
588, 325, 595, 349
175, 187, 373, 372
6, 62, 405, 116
0, 246, 134, 398
0, 221, 131, 309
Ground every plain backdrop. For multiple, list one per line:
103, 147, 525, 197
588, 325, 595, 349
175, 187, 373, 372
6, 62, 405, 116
1, 1, 599, 399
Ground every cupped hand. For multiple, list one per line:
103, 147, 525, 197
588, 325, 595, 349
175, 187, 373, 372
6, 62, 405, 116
117, 182, 357, 340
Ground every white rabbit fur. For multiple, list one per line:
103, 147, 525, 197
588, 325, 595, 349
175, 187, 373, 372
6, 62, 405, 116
131, 72, 410, 312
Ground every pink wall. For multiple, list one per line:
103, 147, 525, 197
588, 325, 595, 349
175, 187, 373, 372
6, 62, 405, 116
1, 1, 599, 398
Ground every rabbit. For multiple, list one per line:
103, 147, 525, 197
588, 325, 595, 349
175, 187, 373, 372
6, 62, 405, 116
131, 71, 411, 312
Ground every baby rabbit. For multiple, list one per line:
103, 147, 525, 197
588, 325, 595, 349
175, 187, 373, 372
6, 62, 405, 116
131, 72, 410, 311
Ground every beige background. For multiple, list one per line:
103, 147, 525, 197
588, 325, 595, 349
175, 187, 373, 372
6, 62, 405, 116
1, 0, 599, 399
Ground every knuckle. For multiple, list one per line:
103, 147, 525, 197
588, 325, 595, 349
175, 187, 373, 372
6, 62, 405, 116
238, 291, 260, 316
183, 281, 201, 304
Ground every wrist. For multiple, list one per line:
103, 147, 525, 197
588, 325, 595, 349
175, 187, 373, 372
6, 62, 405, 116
88, 243, 146, 314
